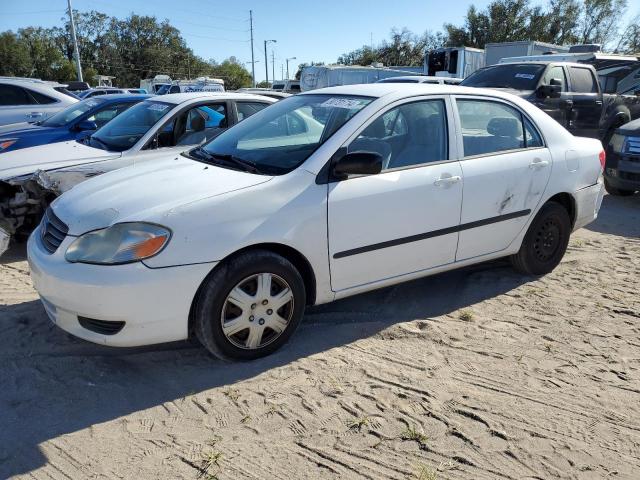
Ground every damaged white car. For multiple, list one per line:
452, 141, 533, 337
29, 84, 605, 360
0, 92, 275, 255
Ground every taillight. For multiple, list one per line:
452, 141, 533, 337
599, 150, 606, 170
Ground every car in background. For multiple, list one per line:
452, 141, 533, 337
77, 87, 128, 99
460, 61, 640, 143
236, 88, 292, 100
0, 77, 79, 126
0, 94, 150, 154
0, 92, 276, 254
376, 75, 463, 85
604, 118, 640, 195
26, 84, 604, 359
272, 79, 301, 93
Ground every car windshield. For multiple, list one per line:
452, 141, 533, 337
41, 98, 103, 127
192, 94, 372, 175
89, 100, 172, 152
461, 64, 546, 90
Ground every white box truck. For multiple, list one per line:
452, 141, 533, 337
425, 47, 485, 79
484, 41, 570, 66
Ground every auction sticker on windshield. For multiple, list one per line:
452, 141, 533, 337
515, 73, 536, 80
320, 98, 369, 109
148, 104, 170, 112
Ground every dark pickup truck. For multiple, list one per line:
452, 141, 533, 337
460, 61, 640, 143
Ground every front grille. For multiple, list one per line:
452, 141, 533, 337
40, 207, 68, 254
625, 136, 640, 155
78, 317, 126, 335
620, 171, 640, 182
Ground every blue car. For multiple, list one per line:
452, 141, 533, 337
0, 94, 150, 154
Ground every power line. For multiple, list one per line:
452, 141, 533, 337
3, 9, 65, 15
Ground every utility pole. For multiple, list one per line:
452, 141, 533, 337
271, 50, 275, 84
286, 56, 296, 80
264, 39, 276, 85
249, 10, 255, 87
67, 0, 83, 82
281, 64, 284, 80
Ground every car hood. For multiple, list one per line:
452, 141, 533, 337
0, 121, 55, 136
53, 155, 274, 235
0, 141, 119, 180
617, 117, 640, 135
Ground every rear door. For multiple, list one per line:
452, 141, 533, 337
566, 66, 603, 139
535, 65, 572, 130
454, 96, 552, 260
0, 84, 39, 124
328, 96, 463, 291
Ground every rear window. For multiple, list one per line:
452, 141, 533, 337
569, 67, 598, 93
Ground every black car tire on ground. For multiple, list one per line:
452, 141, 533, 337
510, 201, 571, 275
194, 249, 306, 360
604, 178, 635, 196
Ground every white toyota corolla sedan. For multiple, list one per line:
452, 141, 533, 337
28, 84, 605, 360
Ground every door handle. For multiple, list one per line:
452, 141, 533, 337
434, 174, 461, 187
560, 99, 573, 109
529, 158, 549, 169
28, 112, 43, 117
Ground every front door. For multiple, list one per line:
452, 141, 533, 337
327, 97, 463, 292
454, 97, 552, 260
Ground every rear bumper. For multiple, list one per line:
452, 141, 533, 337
573, 179, 604, 231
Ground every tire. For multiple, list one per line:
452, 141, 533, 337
194, 250, 306, 360
604, 178, 635, 197
510, 201, 571, 275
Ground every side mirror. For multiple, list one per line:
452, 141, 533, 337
536, 79, 562, 99
75, 120, 98, 132
332, 151, 383, 180
635, 89, 640, 97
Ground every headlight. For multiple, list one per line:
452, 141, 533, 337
609, 133, 625, 153
65, 222, 171, 265
0, 138, 17, 151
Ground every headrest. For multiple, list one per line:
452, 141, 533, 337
414, 115, 443, 145
191, 114, 205, 131
365, 117, 387, 138
487, 117, 520, 138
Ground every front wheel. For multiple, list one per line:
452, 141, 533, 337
604, 178, 635, 197
510, 202, 571, 275
194, 250, 306, 360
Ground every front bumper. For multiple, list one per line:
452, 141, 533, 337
604, 150, 640, 191
573, 179, 605, 231
27, 226, 216, 347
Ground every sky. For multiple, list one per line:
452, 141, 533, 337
3, 0, 640, 84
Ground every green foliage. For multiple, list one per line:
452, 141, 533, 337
444, 0, 629, 49
0, 10, 252, 89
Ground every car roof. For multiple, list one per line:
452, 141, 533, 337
299, 83, 466, 97
0, 77, 68, 87
495, 60, 591, 68
155, 92, 278, 105
89, 93, 152, 102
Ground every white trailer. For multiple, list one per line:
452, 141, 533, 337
425, 47, 485, 79
484, 41, 569, 66
300, 65, 417, 91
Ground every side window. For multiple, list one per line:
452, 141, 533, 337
87, 103, 131, 128
569, 67, 598, 93
236, 102, 269, 122
543, 66, 567, 91
524, 118, 543, 148
27, 89, 57, 104
170, 85, 181, 94
175, 103, 227, 146
0, 84, 33, 106
348, 99, 448, 170
457, 99, 527, 156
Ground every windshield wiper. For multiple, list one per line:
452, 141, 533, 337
188, 147, 261, 174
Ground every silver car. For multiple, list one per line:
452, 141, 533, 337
0, 77, 79, 126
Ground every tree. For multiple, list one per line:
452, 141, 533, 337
209, 58, 252, 90
0, 31, 31, 77
614, 13, 640, 53
578, 0, 628, 47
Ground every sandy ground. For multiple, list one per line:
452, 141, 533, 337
1, 194, 639, 480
